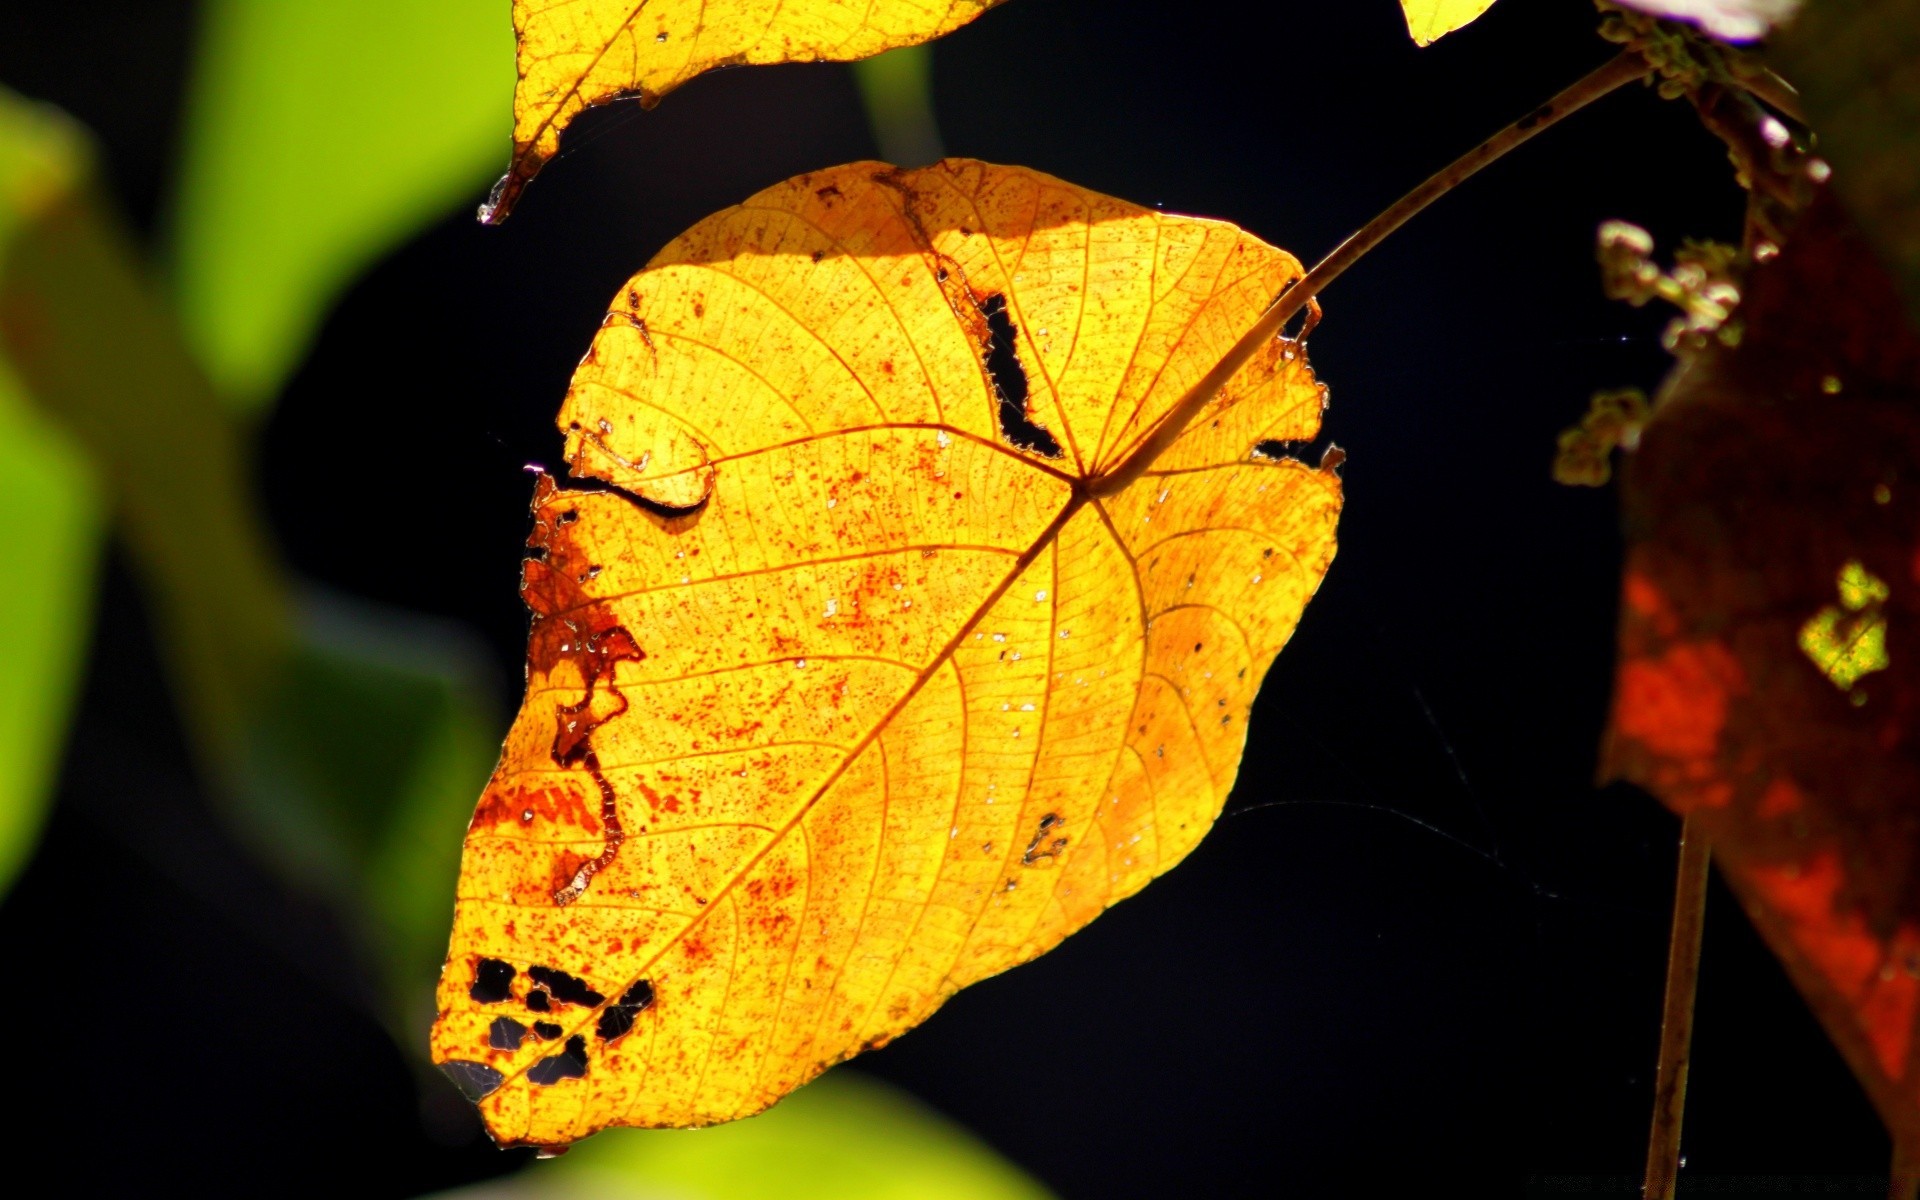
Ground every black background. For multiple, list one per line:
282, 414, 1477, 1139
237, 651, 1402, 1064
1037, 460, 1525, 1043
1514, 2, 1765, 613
0, 0, 1892, 1194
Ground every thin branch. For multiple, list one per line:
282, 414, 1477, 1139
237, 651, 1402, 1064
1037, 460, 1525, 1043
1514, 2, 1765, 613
1644, 814, 1712, 1200
1092, 50, 1651, 497
1734, 67, 1806, 126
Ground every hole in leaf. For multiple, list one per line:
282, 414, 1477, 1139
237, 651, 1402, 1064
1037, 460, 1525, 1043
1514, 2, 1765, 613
440, 1060, 504, 1101
1021, 812, 1069, 866
528, 965, 606, 1007
596, 979, 656, 1042
977, 294, 1062, 458
1274, 286, 1319, 341
469, 958, 515, 1003
489, 1017, 528, 1051
1253, 435, 1343, 471
527, 1035, 590, 1086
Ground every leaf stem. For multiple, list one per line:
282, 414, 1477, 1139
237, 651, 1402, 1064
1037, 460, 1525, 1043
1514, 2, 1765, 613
1092, 49, 1650, 496
1734, 68, 1805, 126
1644, 813, 1712, 1200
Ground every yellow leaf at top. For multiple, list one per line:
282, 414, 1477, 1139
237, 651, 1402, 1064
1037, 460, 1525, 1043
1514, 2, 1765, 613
431, 158, 1342, 1146
484, 0, 1004, 222
1400, 0, 1501, 45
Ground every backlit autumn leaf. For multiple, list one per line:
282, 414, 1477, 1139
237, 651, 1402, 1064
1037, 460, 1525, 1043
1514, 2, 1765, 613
431, 158, 1342, 1146
483, 0, 1004, 223
1607, 194, 1920, 1156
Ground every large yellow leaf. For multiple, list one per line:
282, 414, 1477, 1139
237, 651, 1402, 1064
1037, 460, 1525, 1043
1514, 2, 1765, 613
432, 159, 1342, 1146
484, 0, 1003, 222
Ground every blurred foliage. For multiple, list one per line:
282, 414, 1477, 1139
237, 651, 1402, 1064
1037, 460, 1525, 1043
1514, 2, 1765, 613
0, 84, 291, 773
168, 0, 511, 408
0, 354, 93, 898
852, 46, 945, 168
439, 1072, 1053, 1200
1769, 0, 1920, 324
0, 79, 502, 1038
0, 98, 99, 897
0, 93, 111, 898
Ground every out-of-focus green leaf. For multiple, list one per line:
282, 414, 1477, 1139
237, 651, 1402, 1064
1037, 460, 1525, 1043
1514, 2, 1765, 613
853, 46, 944, 169
247, 593, 502, 1031
0, 88, 290, 781
1771, 0, 1920, 322
0, 95, 105, 896
168, 0, 512, 408
0, 84, 500, 1033
0, 355, 98, 896
436, 1071, 1053, 1200
367, 673, 499, 1030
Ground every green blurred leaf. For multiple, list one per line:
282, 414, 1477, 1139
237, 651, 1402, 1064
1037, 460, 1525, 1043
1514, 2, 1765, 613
0, 84, 500, 1033
437, 1071, 1053, 1200
0, 94, 106, 897
853, 46, 944, 169
0, 87, 290, 781
168, 0, 512, 408
1770, 0, 1920, 322
247, 593, 502, 1030
0, 355, 98, 896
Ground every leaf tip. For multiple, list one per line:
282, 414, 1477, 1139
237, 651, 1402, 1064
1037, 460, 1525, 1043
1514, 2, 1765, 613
477, 160, 536, 226
1400, 0, 1502, 47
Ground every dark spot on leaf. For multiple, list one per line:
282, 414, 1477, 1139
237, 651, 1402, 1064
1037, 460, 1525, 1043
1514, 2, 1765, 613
470, 958, 515, 1003
977, 294, 1063, 458
440, 1060, 504, 1102
529, 965, 606, 1007
526, 1035, 589, 1086
1022, 813, 1069, 866
596, 979, 656, 1042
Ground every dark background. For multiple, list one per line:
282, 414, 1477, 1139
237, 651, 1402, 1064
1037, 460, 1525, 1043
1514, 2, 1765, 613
0, 0, 1889, 1194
